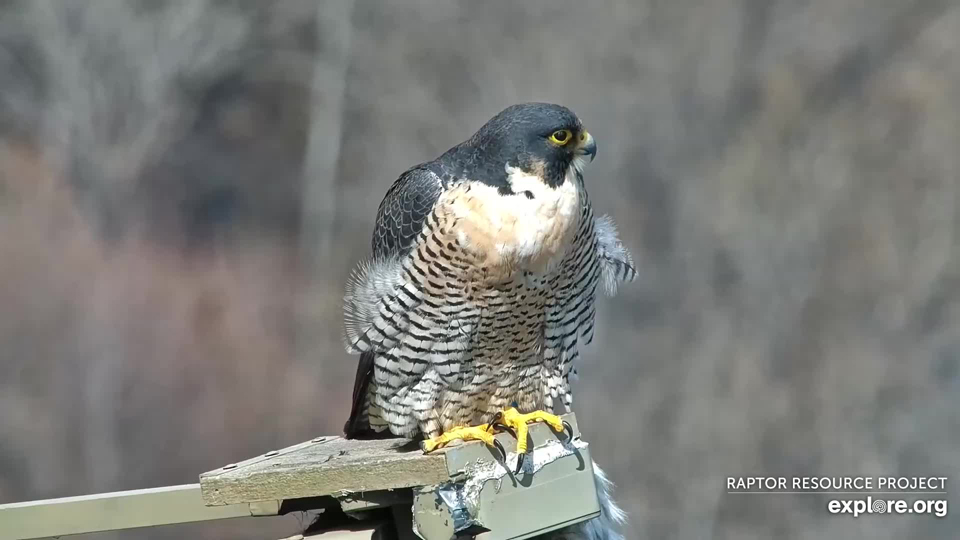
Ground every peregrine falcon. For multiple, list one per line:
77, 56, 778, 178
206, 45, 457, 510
342, 103, 635, 466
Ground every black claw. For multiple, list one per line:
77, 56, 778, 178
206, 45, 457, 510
489, 413, 518, 439
492, 439, 508, 464
489, 412, 515, 436
560, 420, 574, 443
514, 452, 525, 475
492, 421, 518, 439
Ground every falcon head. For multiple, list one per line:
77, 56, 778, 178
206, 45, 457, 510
445, 102, 597, 191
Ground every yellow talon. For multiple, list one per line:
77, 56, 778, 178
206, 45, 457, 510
421, 423, 497, 453
420, 410, 570, 476
496, 407, 567, 454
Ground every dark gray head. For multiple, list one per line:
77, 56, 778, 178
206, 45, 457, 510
432, 103, 597, 192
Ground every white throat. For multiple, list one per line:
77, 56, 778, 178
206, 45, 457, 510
496, 164, 583, 273
441, 164, 585, 277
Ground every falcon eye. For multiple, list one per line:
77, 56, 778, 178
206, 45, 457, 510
549, 129, 573, 145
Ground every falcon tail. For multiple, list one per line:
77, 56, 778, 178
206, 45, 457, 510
342, 350, 373, 438
343, 353, 401, 440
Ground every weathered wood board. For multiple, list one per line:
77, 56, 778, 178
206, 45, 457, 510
0, 414, 588, 540
200, 414, 579, 507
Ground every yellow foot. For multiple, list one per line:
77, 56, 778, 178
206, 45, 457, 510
491, 408, 572, 474
493, 408, 569, 453
421, 423, 501, 455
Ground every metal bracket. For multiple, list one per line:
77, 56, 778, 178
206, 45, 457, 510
410, 417, 600, 540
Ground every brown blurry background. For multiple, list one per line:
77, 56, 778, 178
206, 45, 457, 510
1, 1, 958, 539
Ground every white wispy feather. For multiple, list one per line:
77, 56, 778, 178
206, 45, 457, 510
342, 254, 406, 353
594, 215, 637, 296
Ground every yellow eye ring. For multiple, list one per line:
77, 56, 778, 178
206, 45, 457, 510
549, 129, 573, 145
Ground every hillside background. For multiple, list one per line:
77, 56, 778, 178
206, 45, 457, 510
1, 1, 958, 538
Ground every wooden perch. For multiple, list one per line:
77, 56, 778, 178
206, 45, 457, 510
0, 413, 602, 540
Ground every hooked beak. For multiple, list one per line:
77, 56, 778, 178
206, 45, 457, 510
576, 130, 597, 161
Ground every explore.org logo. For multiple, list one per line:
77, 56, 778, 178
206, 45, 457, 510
726, 476, 948, 518
826, 496, 947, 518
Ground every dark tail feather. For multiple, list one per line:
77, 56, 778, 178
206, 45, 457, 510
343, 351, 375, 438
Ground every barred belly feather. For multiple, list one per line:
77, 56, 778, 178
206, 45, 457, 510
344, 165, 634, 438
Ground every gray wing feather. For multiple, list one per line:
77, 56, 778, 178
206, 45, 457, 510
344, 167, 444, 437
372, 167, 445, 258
345, 167, 444, 351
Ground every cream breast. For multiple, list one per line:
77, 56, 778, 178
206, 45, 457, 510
439, 165, 582, 275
